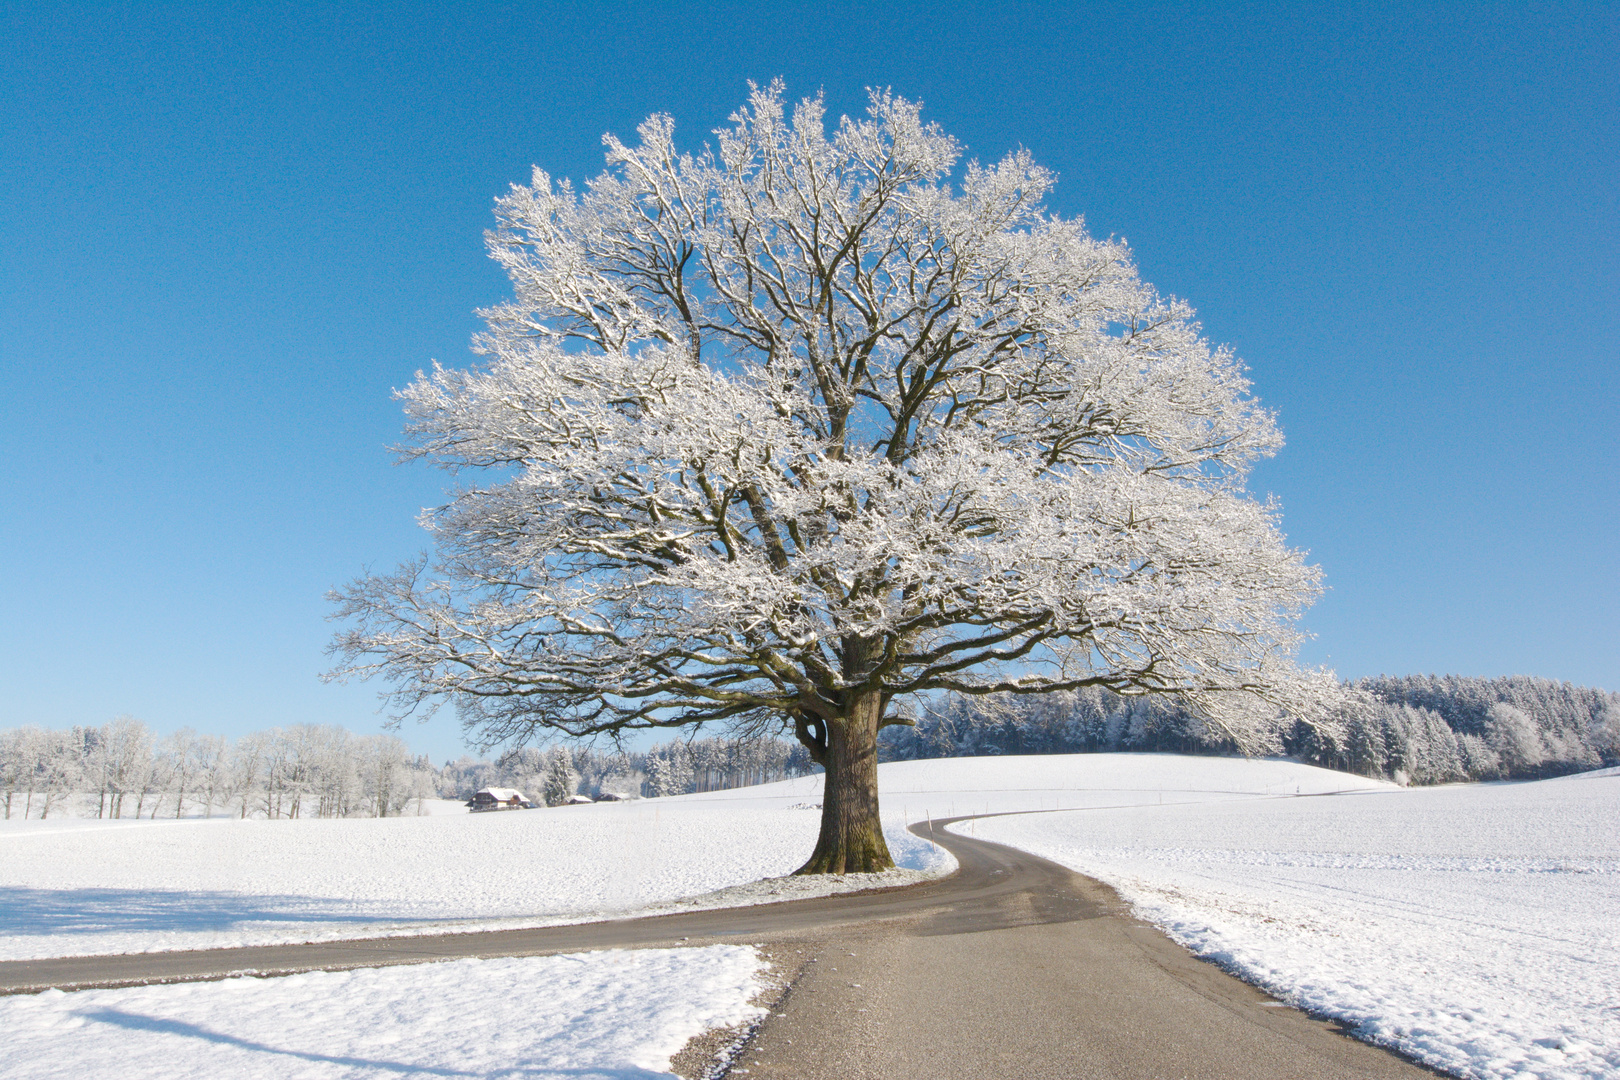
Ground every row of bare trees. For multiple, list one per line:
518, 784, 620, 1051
644, 736, 813, 796
433, 735, 816, 803
879, 676, 1619, 784
2, 719, 815, 821
0, 717, 436, 820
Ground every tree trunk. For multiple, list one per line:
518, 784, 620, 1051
796, 689, 895, 875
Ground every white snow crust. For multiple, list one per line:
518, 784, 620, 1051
8, 753, 1612, 1079
0, 777, 948, 961
1, 945, 767, 1080
962, 763, 1620, 1080
0, 753, 1360, 963
0, 752, 1374, 963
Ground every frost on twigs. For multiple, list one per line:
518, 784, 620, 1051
329, 82, 1343, 867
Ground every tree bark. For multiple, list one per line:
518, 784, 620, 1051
796, 688, 895, 875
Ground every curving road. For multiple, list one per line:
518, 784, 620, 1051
0, 815, 1444, 1078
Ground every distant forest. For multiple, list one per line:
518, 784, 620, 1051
879, 674, 1619, 785
442, 735, 817, 806
0, 719, 817, 820
5, 675, 1614, 818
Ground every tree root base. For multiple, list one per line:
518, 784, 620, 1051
793, 846, 896, 876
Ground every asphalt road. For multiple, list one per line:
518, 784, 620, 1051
0, 814, 1444, 1078
735, 818, 1443, 1079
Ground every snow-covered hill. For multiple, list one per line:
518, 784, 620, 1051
4, 754, 1613, 1079
3, 947, 768, 1080
0, 754, 1375, 962
962, 764, 1619, 1080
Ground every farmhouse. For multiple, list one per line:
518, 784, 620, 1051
466, 788, 536, 812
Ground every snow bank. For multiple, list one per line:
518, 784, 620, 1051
965, 771, 1620, 1080
0, 752, 1371, 962
1, 945, 767, 1080
0, 772, 950, 961
8, 752, 1610, 1078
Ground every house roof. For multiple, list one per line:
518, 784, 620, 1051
476, 788, 530, 802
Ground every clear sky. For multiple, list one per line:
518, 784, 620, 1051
3, 1, 1615, 763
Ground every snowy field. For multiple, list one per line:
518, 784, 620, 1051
1, 945, 767, 1080
0, 783, 948, 962
5, 755, 1613, 1080
964, 766, 1620, 1080
0, 754, 1369, 962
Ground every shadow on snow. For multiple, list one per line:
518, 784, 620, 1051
0, 887, 435, 937
82, 1009, 673, 1079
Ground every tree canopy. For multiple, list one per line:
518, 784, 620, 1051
330, 83, 1340, 871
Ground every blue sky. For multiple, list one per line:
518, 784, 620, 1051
2, 1, 1615, 763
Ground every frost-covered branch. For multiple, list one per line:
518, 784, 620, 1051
329, 82, 1339, 756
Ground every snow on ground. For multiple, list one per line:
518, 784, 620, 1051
11, 753, 1613, 1079
417, 797, 483, 815
0, 754, 1370, 962
963, 766, 1620, 1080
1, 945, 767, 1080
0, 754, 1368, 963
8, 754, 1610, 1077
0, 778, 951, 961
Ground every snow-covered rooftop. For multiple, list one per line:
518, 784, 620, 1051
474, 788, 529, 802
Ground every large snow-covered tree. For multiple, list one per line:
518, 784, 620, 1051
330, 83, 1339, 873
